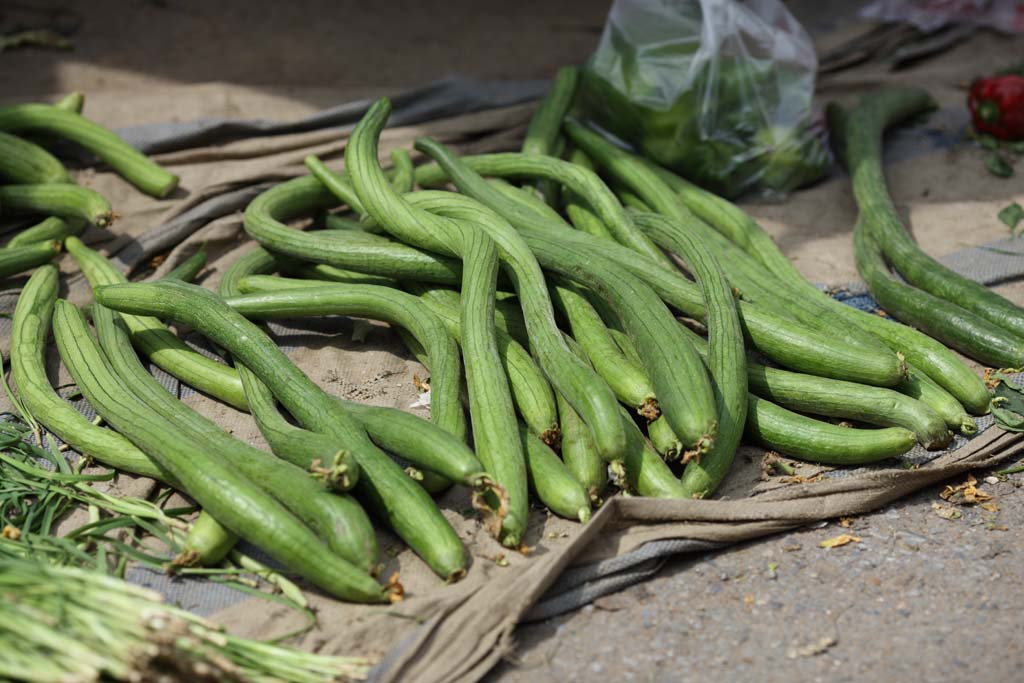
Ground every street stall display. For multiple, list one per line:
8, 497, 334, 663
2, 2, 1024, 682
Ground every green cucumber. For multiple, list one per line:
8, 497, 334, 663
348, 99, 625, 464
0, 130, 71, 184
523, 66, 580, 205
854, 220, 1024, 367
521, 425, 591, 522
0, 240, 60, 278
0, 104, 178, 198
550, 279, 658, 418
459, 229, 529, 545
414, 151, 671, 268
304, 155, 366, 214
839, 88, 1024, 341
66, 237, 248, 410
900, 365, 977, 435
412, 187, 715, 453
10, 266, 168, 481
95, 279, 467, 581
52, 299, 388, 601
161, 248, 208, 283
7, 216, 85, 248
54, 92, 84, 113
177, 512, 235, 567
517, 226, 902, 386
220, 255, 477, 490
556, 393, 606, 502
676, 322, 949, 448
0, 184, 112, 227
747, 395, 916, 465
243, 175, 463, 283
227, 277, 467, 444
93, 305, 375, 570
630, 214, 746, 498
293, 263, 396, 286
487, 178, 569, 226
615, 408, 687, 498
647, 416, 682, 461
649, 153, 990, 414
390, 149, 414, 194
409, 284, 561, 446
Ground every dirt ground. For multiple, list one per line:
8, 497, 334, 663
3, 1, 1023, 681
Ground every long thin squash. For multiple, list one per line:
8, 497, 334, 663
522, 66, 580, 206
10, 266, 167, 480
855, 220, 1024, 367
0, 104, 178, 198
520, 425, 591, 523
66, 236, 248, 410
411, 137, 716, 453
841, 88, 1024, 343
52, 299, 388, 602
648, 157, 990, 415
225, 278, 467, 444
413, 187, 717, 452
93, 305, 377, 571
460, 229, 529, 544
631, 214, 746, 498
0, 131, 71, 184
243, 176, 463, 283
0, 184, 112, 227
347, 102, 626, 458
0, 241, 60, 279
556, 393, 606, 501
408, 284, 561, 446
94, 280, 467, 581
7, 216, 85, 248
550, 279, 658, 418
414, 151, 671, 267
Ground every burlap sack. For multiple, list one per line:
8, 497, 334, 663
2, 32, 1022, 683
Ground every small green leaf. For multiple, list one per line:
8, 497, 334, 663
986, 153, 1014, 178
998, 202, 1024, 233
992, 379, 1024, 432
1010, 140, 1024, 154
979, 134, 999, 150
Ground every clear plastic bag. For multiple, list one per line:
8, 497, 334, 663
578, 0, 830, 199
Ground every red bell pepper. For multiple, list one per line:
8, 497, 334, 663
969, 75, 1024, 141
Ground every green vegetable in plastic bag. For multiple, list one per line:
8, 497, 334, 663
578, 0, 830, 199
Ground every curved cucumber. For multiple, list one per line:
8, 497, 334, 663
631, 214, 746, 499
855, 221, 1024, 367
95, 279, 467, 581
521, 425, 591, 523
0, 130, 70, 184
0, 240, 60, 278
226, 277, 467, 444
649, 152, 989, 414
414, 151, 671, 267
10, 265, 168, 481
53, 300, 387, 602
66, 237, 248, 410
0, 184, 112, 227
243, 175, 463, 283
410, 284, 561, 446
840, 88, 1024, 341
0, 104, 178, 197
551, 278, 658, 417
94, 304, 377, 571
348, 100, 624, 463
747, 395, 916, 465
7, 216, 85, 248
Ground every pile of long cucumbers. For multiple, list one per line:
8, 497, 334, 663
5, 74, 1005, 603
